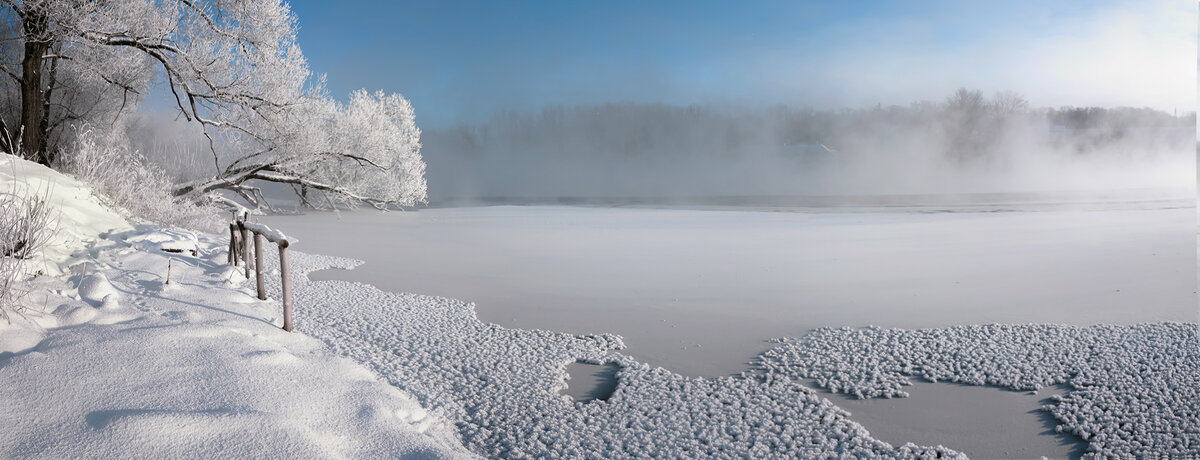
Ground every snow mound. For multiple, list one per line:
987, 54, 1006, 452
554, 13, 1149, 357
128, 227, 199, 255
98, 293, 120, 310
0, 155, 132, 277
272, 251, 965, 459
53, 303, 97, 326
755, 323, 1200, 458
77, 272, 119, 303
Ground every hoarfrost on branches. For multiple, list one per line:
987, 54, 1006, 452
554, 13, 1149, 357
0, 0, 426, 210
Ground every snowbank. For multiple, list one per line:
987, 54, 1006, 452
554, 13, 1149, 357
0, 155, 132, 277
756, 323, 1200, 458
0, 155, 472, 458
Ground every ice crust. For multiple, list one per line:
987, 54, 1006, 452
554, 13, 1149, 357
756, 323, 1200, 458
272, 251, 965, 459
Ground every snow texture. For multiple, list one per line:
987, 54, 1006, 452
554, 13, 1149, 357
76, 272, 119, 303
126, 228, 200, 254
268, 251, 964, 459
0, 155, 473, 459
0, 230, 475, 459
755, 323, 1200, 458
0, 155, 133, 278
242, 221, 292, 245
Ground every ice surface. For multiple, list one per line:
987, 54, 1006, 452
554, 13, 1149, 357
264, 204, 1197, 457
756, 323, 1200, 458
814, 381, 1087, 458
267, 204, 1195, 378
561, 361, 621, 402
263, 250, 965, 458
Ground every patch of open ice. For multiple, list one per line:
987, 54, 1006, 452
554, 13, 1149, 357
755, 323, 1200, 458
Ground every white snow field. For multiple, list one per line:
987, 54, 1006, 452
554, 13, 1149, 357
263, 200, 1198, 458
5, 151, 1196, 458
0, 156, 473, 458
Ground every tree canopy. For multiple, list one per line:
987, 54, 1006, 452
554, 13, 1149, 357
0, 0, 426, 209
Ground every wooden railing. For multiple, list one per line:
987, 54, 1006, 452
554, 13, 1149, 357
228, 212, 296, 332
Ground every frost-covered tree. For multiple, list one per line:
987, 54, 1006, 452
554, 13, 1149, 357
0, 0, 427, 209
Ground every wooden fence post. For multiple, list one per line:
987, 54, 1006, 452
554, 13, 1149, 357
253, 232, 266, 300
228, 223, 239, 266
240, 222, 252, 279
278, 240, 292, 332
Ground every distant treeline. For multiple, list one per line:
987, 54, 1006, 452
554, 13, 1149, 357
423, 89, 1194, 199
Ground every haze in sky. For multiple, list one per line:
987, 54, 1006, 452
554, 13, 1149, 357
288, 0, 1195, 129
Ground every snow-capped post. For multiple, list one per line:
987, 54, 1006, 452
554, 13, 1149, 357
253, 232, 266, 300
278, 239, 293, 332
240, 221, 295, 332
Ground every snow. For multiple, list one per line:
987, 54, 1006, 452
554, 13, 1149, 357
756, 323, 1200, 458
127, 228, 200, 255
264, 202, 1196, 458
266, 203, 1195, 378
76, 272, 119, 303
241, 221, 292, 245
5, 151, 1197, 458
269, 250, 965, 458
0, 155, 473, 459
269, 246, 1198, 458
0, 155, 133, 277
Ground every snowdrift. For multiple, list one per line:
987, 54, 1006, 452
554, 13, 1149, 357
0, 154, 473, 458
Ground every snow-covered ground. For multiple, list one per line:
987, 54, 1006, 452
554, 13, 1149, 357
0, 156, 473, 458
5, 153, 1197, 458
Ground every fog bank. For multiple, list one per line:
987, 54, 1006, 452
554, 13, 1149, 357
423, 91, 1194, 204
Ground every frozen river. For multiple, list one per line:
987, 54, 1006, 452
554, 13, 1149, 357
262, 198, 1195, 458
264, 200, 1195, 378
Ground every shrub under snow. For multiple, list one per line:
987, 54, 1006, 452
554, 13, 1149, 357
0, 184, 55, 322
56, 127, 222, 232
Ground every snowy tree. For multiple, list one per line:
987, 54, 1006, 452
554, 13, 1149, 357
0, 0, 427, 209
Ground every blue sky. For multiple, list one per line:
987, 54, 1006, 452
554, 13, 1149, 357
287, 0, 1196, 129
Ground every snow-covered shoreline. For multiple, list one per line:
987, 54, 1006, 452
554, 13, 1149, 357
3, 155, 1198, 458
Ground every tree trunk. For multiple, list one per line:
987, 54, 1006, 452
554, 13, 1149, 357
20, 10, 49, 164
37, 45, 60, 165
